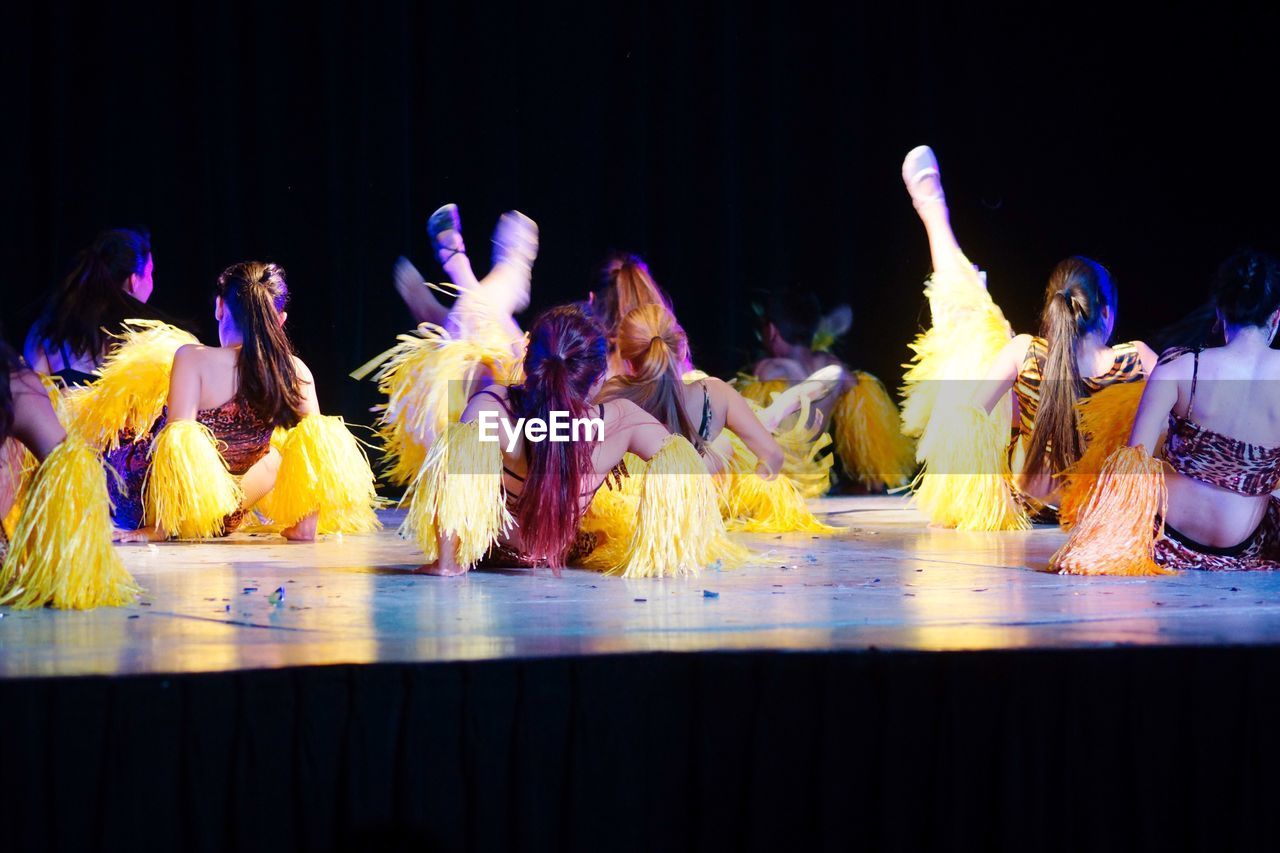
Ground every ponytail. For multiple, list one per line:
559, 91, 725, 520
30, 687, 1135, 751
594, 253, 672, 339
1024, 256, 1114, 479
600, 303, 706, 450
506, 306, 608, 565
215, 262, 306, 429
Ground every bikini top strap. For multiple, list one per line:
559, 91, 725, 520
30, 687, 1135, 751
1187, 350, 1200, 421
471, 387, 512, 413
698, 381, 712, 439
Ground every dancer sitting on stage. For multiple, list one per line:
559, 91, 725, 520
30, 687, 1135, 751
24, 227, 175, 387
1052, 250, 1280, 574
405, 304, 740, 577
596, 302, 841, 533
71, 262, 378, 541
738, 290, 916, 495
0, 338, 137, 608
899, 145, 1156, 530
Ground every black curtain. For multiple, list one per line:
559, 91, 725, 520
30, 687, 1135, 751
4, 647, 1280, 852
6, 1, 1280, 422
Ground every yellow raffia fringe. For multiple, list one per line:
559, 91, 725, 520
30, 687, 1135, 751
579, 488, 642, 570
255, 415, 381, 534
356, 323, 525, 486
64, 320, 198, 451
768, 396, 836, 498
611, 452, 647, 496
1049, 445, 1172, 576
608, 435, 747, 578
144, 419, 243, 539
1, 438, 38, 540
399, 420, 512, 569
900, 261, 1013, 443
0, 438, 139, 609
833, 371, 917, 490
912, 404, 1030, 531
719, 429, 841, 534
733, 375, 790, 409
1057, 381, 1148, 528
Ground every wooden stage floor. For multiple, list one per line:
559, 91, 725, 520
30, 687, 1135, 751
5, 496, 1280, 678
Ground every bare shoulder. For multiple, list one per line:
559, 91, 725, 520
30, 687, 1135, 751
1149, 349, 1194, 381
172, 343, 219, 367
1004, 333, 1034, 359
460, 383, 509, 422
701, 376, 738, 404
9, 367, 49, 399
603, 397, 661, 428
291, 355, 315, 382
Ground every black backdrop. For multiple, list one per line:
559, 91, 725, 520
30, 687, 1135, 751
5, 1, 1280, 422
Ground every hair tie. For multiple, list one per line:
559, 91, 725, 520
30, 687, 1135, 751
650, 336, 663, 345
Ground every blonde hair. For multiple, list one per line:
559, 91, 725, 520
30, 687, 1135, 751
600, 303, 705, 449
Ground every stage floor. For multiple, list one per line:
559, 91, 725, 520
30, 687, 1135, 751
4, 495, 1280, 678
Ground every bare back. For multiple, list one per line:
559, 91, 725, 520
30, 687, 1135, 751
1130, 343, 1280, 547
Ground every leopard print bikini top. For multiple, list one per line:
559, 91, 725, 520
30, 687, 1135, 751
1162, 350, 1280, 497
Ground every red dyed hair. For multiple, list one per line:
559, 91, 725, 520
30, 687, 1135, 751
506, 305, 608, 565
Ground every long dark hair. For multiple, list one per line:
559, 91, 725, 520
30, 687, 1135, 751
506, 305, 608, 565
600, 303, 706, 450
1025, 256, 1117, 480
28, 227, 153, 366
215, 262, 306, 429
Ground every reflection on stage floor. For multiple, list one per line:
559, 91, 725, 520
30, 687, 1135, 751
5, 497, 1280, 678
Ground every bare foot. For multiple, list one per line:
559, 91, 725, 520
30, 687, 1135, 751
393, 257, 448, 325
282, 513, 319, 542
413, 562, 469, 577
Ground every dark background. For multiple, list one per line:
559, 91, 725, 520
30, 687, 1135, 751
5, 0, 1279, 423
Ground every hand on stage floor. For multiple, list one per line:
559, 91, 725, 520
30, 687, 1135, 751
113, 526, 167, 543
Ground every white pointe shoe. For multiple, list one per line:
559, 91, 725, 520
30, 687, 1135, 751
758, 364, 844, 432
902, 145, 946, 211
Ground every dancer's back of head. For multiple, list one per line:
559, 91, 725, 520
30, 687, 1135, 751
1212, 250, 1280, 328
507, 304, 608, 565
215, 262, 306, 429
594, 253, 672, 366
602, 302, 705, 450
27, 227, 155, 370
1026, 256, 1117, 478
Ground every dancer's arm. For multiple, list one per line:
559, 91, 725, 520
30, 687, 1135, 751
164, 344, 204, 421
9, 369, 65, 462
1135, 341, 1159, 375
1128, 357, 1184, 454
973, 334, 1033, 414
277, 356, 322, 541
714, 379, 784, 479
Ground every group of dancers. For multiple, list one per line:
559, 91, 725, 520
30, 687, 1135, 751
2, 144, 1278, 610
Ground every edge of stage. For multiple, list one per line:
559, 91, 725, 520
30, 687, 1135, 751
4, 496, 1280, 852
